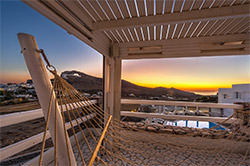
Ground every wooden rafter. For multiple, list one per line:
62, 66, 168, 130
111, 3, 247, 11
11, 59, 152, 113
119, 33, 249, 59
21, 0, 250, 58
93, 5, 250, 31
118, 34, 249, 47
22, 0, 110, 56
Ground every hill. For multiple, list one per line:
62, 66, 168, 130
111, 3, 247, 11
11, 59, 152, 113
61, 71, 199, 100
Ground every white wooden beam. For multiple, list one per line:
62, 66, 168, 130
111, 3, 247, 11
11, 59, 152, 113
93, 5, 250, 31
112, 49, 122, 121
22, 0, 110, 56
0, 100, 97, 128
42, 0, 94, 38
17, 33, 76, 165
120, 111, 237, 123
0, 114, 95, 162
103, 45, 122, 121
119, 34, 249, 59
121, 99, 243, 110
104, 56, 112, 119
119, 34, 249, 47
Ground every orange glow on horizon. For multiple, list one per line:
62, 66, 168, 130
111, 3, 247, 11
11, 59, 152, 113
1, 72, 31, 84
0, 70, 102, 84
125, 79, 250, 95
121, 56, 250, 95
121, 70, 250, 94
130, 81, 227, 90
2, 71, 249, 95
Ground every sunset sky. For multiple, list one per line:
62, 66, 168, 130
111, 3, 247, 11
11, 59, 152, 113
1, 1, 250, 95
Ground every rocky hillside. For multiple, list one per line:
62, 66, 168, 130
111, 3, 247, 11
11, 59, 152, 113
61, 71, 199, 99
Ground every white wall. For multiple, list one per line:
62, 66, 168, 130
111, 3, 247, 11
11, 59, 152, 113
218, 84, 250, 116
218, 88, 233, 103
219, 84, 250, 103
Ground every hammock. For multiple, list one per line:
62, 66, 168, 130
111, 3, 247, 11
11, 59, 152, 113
38, 50, 250, 166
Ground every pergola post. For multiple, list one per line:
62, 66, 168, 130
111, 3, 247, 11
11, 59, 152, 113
104, 44, 122, 121
17, 33, 76, 165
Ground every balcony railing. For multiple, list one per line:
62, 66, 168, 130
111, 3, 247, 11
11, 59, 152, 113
0, 99, 244, 163
0, 100, 97, 162
121, 99, 243, 123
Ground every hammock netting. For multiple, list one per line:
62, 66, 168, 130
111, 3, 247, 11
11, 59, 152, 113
39, 69, 250, 166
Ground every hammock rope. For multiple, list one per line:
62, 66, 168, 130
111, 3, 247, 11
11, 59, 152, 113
37, 50, 249, 166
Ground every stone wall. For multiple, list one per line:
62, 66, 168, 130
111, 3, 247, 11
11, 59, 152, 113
121, 121, 249, 142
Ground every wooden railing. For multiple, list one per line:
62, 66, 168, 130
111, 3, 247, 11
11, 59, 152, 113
0, 100, 97, 128
0, 100, 97, 161
121, 99, 243, 109
121, 99, 243, 123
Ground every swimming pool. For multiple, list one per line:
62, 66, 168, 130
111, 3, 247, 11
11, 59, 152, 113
163, 120, 226, 130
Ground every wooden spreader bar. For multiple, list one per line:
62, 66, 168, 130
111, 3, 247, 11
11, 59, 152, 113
88, 115, 112, 166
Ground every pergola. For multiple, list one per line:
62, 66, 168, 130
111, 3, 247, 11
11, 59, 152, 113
22, 0, 249, 121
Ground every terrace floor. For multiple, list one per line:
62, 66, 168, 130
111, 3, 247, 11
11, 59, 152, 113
46, 129, 250, 166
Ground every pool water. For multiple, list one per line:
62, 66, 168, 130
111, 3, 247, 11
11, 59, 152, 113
163, 120, 226, 130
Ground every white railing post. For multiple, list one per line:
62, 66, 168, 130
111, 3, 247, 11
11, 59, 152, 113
174, 106, 177, 114
17, 33, 76, 165
185, 106, 188, 114
196, 106, 199, 114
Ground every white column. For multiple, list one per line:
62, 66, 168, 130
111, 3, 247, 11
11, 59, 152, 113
104, 44, 122, 121
17, 33, 76, 165
185, 106, 188, 114
104, 56, 111, 117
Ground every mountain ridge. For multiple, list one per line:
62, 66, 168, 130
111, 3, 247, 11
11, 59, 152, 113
61, 70, 199, 99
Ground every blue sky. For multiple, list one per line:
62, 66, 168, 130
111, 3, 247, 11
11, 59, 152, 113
1, 0, 103, 83
1, 0, 250, 95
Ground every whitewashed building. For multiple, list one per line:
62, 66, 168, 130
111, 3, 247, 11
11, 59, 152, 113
218, 84, 250, 116
218, 84, 250, 103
